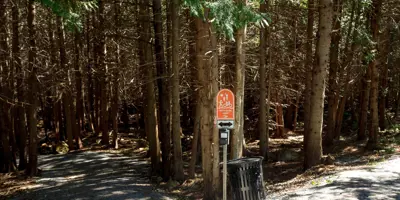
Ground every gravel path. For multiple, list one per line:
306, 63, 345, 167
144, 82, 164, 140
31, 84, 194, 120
10, 151, 174, 200
269, 155, 400, 200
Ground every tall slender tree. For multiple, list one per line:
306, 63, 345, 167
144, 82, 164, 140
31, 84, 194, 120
27, 0, 38, 176
12, 0, 28, 170
98, 0, 109, 145
303, 0, 315, 165
140, 0, 160, 175
305, 0, 333, 169
259, 1, 268, 159
153, 0, 171, 180
325, 0, 343, 148
171, 0, 184, 182
367, 0, 383, 149
231, 0, 247, 159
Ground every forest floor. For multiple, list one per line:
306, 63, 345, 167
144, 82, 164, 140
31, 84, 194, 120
1, 125, 400, 200
172, 126, 400, 199
268, 154, 400, 199
3, 150, 174, 200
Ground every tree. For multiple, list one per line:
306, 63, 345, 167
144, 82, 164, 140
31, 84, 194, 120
27, 0, 38, 176
139, 0, 160, 175
74, 30, 84, 134
325, 0, 343, 148
56, 16, 74, 150
153, 0, 171, 180
171, 0, 185, 182
98, 0, 109, 146
111, 0, 121, 149
303, 0, 315, 166
195, 17, 220, 199
12, 0, 28, 170
0, 0, 15, 173
259, 1, 268, 159
366, 0, 383, 149
304, 0, 333, 169
231, 0, 247, 159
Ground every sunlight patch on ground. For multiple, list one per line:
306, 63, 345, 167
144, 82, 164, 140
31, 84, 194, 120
21, 184, 45, 190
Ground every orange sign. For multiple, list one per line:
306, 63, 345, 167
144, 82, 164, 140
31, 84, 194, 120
216, 89, 235, 120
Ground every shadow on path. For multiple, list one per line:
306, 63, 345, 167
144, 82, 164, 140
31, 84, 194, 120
9, 152, 173, 200
272, 155, 400, 200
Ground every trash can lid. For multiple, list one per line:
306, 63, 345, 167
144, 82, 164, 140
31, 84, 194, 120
227, 157, 263, 166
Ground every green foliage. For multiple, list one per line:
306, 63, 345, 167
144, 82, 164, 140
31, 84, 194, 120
183, 0, 269, 40
37, 0, 97, 31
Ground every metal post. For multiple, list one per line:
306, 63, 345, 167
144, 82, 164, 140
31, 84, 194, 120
223, 144, 227, 200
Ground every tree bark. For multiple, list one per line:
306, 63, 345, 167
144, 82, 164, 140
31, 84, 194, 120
0, 0, 11, 173
188, 14, 199, 179
231, 0, 247, 159
140, 0, 160, 175
86, 15, 95, 132
358, 69, 371, 141
27, 0, 38, 176
12, 0, 27, 170
153, 0, 171, 180
325, 0, 342, 148
259, 2, 268, 159
367, 0, 383, 149
74, 31, 84, 133
195, 17, 220, 199
56, 16, 74, 150
378, 27, 390, 131
305, 0, 333, 169
171, 0, 184, 182
111, 0, 121, 149
98, 0, 109, 146
63, 91, 75, 150
303, 0, 314, 163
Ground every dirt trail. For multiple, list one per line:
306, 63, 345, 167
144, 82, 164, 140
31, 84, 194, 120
9, 151, 174, 200
268, 155, 400, 200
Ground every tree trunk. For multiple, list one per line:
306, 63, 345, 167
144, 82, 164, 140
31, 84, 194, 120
209, 25, 221, 197
358, 71, 370, 140
27, 0, 38, 176
188, 13, 200, 178
56, 16, 74, 150
86, 15, 95, 132
153, 0, 171, 180
275, 92, 284, 138
111, 0, 121, 149
292, 94, 301, 130
195, 17, 220, 199
12, 0, 27, 169
74, 32, 84, 133
367, 0, 383, 149
284, 102, 295, 131
231, 0, 247, 159
63, 92, 75, 150
378, 28, 389, 131
140, 0, 160, 175
0, 0, 13, 173
71, 95, 83, 149
98, 0, 109, 146
171, 0, 184, 182
303, 0, 314, 163
259, 2, 268, 159
304, 0, 333, 169
335, 0, 361, 139
189, 99, 200, 179
325, 0, 342, 148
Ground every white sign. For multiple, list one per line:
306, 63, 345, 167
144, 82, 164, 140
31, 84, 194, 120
217, 120, 234, 129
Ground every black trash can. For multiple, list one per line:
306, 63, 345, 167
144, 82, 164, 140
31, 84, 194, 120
227, 157, 266, 200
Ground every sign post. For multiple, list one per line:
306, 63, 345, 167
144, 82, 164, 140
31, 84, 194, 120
216, 89, 235, 200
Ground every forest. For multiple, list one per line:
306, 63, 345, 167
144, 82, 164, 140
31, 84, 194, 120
0, 0, 400, 199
